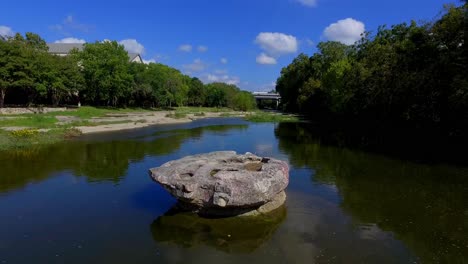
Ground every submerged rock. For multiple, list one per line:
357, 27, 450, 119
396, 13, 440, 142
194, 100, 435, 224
149, 151, 289, 216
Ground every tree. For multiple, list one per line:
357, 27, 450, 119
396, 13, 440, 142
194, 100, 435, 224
276, 53, 312, 112
275, 2, 467, 135
188, 77, 206, 106
35, 54, 84, 106
0, 34, 35, 107
73, 41, 132, 106
0, 31, 258, 110
233, 91, 256, 111
205, 83, 227, 107
24, 32, 48, 51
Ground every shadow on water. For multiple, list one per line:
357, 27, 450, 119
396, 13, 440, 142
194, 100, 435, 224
150, 205, 287, 253
275, 122, 468, 263
0, 123, 248, 194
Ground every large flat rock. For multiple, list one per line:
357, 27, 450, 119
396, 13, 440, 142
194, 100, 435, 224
149, 151, 289, 215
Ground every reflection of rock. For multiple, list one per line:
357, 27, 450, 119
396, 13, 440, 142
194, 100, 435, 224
150, 204, 287, 253
149, 151, 289, 216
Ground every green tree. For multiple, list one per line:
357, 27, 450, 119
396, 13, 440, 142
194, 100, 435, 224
276, 3, 467, 135
233, 91, 256, 111
73, 41, 132, 106
205, 83, 227, 107
0, 34, 35, 107
24, 32, 48, 51
276, 53, 312, 112
35, 54, 84, 106
187, 77, 206, 106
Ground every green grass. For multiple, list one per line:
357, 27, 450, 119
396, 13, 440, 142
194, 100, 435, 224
165, 113, 187, 119
0, 128, 82, 151
0, 106, 240, 129
0, 106, 155, 129
48, 106, 152, 119
0, 115, 58, 128
174, 107, 232, 114
219, 113, 236, 117
244, 112, 299, 123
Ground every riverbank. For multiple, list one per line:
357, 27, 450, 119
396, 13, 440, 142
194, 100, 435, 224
0, 107, 298, 150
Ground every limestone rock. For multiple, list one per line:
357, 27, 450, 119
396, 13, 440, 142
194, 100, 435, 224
149, 151, 289, 216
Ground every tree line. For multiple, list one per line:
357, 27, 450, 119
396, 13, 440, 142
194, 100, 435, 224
276, 3, 467, 136
0, 34, 256, 111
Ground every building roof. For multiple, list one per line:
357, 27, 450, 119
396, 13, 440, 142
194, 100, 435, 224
128, 53, 140, 61
47, 43, 142, 63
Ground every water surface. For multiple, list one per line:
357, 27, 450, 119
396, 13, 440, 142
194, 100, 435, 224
0, 118, 466, 263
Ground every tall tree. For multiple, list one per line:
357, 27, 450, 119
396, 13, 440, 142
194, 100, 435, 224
0, 34, 36, 107
276, 3, 467, 134
73, 41, 132, 106
187, 77, 206, 106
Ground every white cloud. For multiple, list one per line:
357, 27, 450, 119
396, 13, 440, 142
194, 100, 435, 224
155, 54, 170, 61
254, 81, 277, 92
256, 53, 277, 65
54, 37, 86, 44
197, 45, 208, 52
323, 18, 365, 45
241, 81, 277, 92
119, 39, 145, 55
255, 32, 298, 55
214, 69, 228, 75
143, 59, 156, 64
183, 59, 206, 72
179, 44, 193, 52
0, 26, 14, 37
220, 58, 228, 64
295, 0, 317, 7
305, 38, 315, 46
50, 15, 93, 35
205, 74, 240, 85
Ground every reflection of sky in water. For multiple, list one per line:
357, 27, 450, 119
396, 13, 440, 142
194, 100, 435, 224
0, 118, 465, 263
254, 143, 274, 156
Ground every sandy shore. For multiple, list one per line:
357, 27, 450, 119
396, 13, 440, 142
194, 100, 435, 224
76, 111, 247, 134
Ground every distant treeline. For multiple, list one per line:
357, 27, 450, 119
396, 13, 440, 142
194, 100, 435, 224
276, 4, 467, 136
0, 35, 256, 110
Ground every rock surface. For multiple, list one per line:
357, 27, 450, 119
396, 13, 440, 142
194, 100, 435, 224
149, 151, 289, 216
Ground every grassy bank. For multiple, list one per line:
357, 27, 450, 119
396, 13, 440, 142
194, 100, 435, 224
174, 107, 232, 115
0, 128, 82, 151
0, 107, 156, 150
244, 112, 299, 123
0, 106, 152, 128
0, 107, 299, 151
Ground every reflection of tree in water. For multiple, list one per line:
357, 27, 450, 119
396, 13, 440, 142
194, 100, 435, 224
151, 205, 286, 253
275, 122, 468, 263
0, 124, 248, 193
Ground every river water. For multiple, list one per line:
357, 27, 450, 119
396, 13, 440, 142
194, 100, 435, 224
0, 118, 466, 263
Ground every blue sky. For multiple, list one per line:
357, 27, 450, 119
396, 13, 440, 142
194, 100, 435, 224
1, 0, 450, 91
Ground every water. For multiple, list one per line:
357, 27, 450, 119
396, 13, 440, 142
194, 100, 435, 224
0, 118, 466, 263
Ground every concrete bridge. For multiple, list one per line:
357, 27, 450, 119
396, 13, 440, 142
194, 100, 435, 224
252, 92, 282, 109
